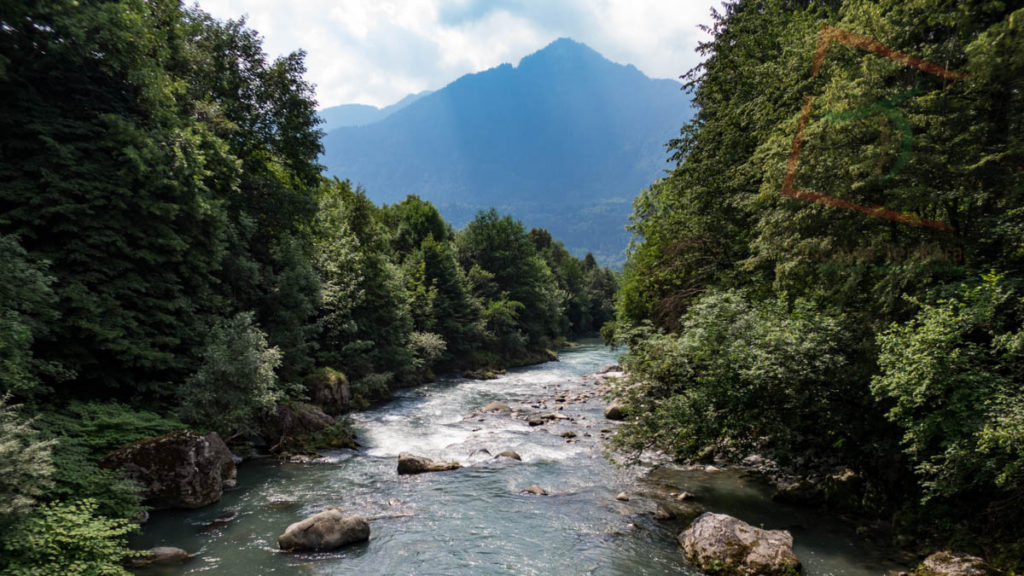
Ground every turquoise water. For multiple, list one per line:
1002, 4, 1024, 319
132, 342, 903, 575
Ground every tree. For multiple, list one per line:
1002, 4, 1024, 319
0, 236, 57, 398
178, 312, 284, 439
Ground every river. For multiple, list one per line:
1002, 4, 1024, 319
133, 341, 904, 575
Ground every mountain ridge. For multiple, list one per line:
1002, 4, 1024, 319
322, 37, 692, 265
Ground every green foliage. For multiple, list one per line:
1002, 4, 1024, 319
0, 397, 55, 524
1, 499, 137, 576
616, 0, 1023, 559
408, 331, 447, 374
34, 402, 184, 519
613, 290, 874, 464
178, 312, 284, 439
0, 0, 323, 400
873, 278, 1024, 507
0, 236, 58, 398
313, 179, 414, 387
457, 210, 561, 355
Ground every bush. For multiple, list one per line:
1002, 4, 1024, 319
407, 331, 446, 381
178, 311, 284, 439
612, 290, 872, 464
0, 396, 55, 524
1, 499, 137, 576
872, 277, 1024, 506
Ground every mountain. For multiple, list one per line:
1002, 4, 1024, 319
318, 91, 432, 131
321, 38, 693, 266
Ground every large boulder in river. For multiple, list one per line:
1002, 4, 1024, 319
278, 508, 370, 551
679, 512, 801, 576
304, 367, 352, 415
914, 552, 992, 576
397, 452, 461, 475
262, 402, 355, 454
101, 430, 235, 510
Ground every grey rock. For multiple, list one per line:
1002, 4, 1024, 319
132, 546, 192, 566
495, 450, 522, 461
480, 401, 512, 414
654, 504, 675, 521
679, 512, 801, 576
278, 508, 370, 551
262, 402, 353, 454
397, 452, 461, 475
305, 369, 351, 415
604, 398, 628, 420
100, 430, 235, 510
915, 552, 992, 576
523, 484, 549, 496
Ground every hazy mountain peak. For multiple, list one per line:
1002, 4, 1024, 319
318, 90, 433, 132
322, 39, 693, 266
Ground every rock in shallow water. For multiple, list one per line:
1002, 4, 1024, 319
397, 452, 461, 475
523, 484, 549, 496
278, 508, 370, 551
100, 430, 235, 510
604, 398, 628, 420
495, 450, 522, 461
479, 401, 513, 414
132, 546, 192, 566
914, 552, 992, 576
679, 512, 801, 576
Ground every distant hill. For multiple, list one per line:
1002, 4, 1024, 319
319, 91, 431, 131
321, 38, 693, 266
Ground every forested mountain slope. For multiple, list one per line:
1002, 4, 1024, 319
611, 0, 1023, 567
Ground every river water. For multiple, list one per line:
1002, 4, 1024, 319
133, 341, 904, 575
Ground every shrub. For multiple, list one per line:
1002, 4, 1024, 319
0, 396, 55, 524
178, 311, 284, 439
872, 277, 1023, 505
612, 290, 870, 464
1, 499, 137, 576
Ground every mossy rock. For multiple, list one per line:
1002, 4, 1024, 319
262, 402, 356, 455
304, 367, 351, 415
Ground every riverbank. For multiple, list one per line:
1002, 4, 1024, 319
130, 342, 915, 575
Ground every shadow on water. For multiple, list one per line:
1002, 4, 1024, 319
132, 340, 905, 576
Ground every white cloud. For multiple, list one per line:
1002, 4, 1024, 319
193, 0, 722, 108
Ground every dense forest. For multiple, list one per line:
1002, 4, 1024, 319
0, 1, 615, 573
610, 0, 1023, 569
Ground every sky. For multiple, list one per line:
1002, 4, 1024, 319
194, 0, 724, 110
